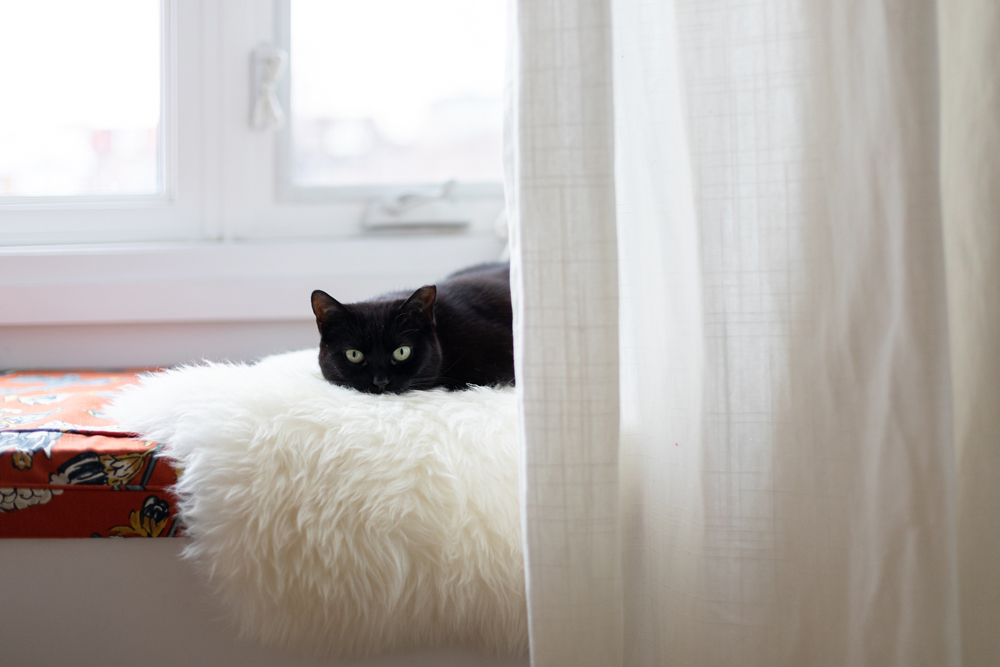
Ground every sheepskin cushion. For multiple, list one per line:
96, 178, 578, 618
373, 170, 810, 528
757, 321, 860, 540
106, 349, 526, 659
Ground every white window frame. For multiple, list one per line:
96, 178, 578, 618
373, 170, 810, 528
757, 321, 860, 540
226, 0, 505, 242
0, 0, 212, 246
0, 0, 507, 358
266, 0, 505, 238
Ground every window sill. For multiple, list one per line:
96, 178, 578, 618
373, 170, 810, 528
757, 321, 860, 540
0, 234, 506, 326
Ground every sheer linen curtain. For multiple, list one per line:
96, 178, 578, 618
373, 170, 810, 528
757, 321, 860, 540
940, 2, 1000, 666
509, 0, 999, 666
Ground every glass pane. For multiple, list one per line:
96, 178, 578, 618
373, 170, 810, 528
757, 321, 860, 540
290, 0, 505, 187
0, 0, 161, 197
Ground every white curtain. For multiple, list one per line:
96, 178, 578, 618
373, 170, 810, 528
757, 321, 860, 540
508, 0, 1000, 665
940, 3, 1000, 667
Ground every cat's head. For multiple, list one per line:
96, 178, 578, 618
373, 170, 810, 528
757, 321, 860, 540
311, 286, 443, 394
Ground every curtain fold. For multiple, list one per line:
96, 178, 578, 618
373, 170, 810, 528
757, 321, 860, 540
613, 0, 958, 664
511, 0, 995, 665
939, 1, 1000, 664
508, 2, 623, 666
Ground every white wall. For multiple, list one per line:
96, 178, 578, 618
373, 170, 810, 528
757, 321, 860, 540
0, 236, 506, 369
0, 539, 529, 667
0, 320, 320, 369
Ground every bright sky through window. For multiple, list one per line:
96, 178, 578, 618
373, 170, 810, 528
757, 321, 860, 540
0, 1, 505, 197
0, 0, 160, 197
290, 0, 506, 187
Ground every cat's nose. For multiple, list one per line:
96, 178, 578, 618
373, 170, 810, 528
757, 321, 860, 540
373, 377, 389, 391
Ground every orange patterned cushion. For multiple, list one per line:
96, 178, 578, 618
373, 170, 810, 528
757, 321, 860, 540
0, 370, 181, 538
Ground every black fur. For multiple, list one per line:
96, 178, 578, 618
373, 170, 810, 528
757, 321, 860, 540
311, 262, 513, 394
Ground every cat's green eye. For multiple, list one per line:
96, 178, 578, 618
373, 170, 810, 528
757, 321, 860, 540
345, 349, 364, 363
393, 346, 411, 362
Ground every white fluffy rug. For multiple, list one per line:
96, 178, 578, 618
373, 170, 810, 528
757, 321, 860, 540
106, 349, 526, 659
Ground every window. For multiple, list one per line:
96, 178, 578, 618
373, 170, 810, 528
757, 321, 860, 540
285, 0, 505, 190
0, 0, 506, 245
0, 0, 205, 246
0, 0, 161, 197
1, 0, 509, 360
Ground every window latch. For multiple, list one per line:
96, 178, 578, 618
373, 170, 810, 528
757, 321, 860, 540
364, 180, 470, 232
378, 180, 457, 215
251, 44, 289, 131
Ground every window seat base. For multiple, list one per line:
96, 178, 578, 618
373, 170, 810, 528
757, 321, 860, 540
0, 369, 180, 538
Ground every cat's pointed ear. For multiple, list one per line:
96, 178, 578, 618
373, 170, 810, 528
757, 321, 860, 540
311, 290, 350, 328
401, 285, 436, 323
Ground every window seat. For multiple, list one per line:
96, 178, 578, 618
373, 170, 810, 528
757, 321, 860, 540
0, 369, 530, 666
0, 370, 180, 538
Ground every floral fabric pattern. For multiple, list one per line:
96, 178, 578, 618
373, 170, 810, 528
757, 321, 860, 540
0, 370, 181, 538
109, 495, 177, 537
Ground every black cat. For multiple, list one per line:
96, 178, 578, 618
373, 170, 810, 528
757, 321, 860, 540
311, 262, 514, 394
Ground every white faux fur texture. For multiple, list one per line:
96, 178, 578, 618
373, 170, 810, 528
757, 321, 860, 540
106, 349, 527, 659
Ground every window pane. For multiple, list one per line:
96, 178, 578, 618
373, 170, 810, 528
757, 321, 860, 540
0, 0, 161, 197
290, 0, 505, 187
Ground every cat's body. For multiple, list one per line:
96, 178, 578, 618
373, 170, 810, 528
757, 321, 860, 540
311, 262, 513, 394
